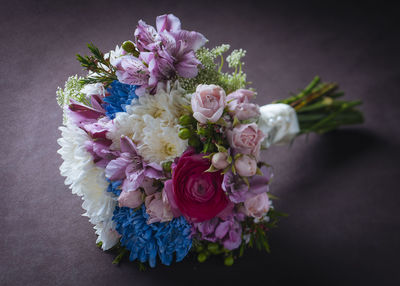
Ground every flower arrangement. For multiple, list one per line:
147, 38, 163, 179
57, 14, 363, 268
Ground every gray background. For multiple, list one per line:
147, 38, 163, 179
1, 0, 399, 285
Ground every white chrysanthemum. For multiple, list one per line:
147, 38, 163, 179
138, 115, 188, 164
57, 121, 119, 250
127, 81, 189, 124
107, 81, 189, 162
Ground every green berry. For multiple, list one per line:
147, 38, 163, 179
179, 114, 194, 126
224, 255, 234, 266
207, 243, 220, 254
197, 252, 207, 263
178, 128, 191, 140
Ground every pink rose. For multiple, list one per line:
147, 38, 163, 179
118, 189, 143, 209
234, 155, 257, 177
244, 192, 270, 218
145, 191, 173, 224
227, 89, 260, 120
227, 123, 265, 159
164, 148, 229, 222
212, 152, 230, 170
191, 84, 226, 123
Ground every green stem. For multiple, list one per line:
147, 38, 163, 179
218, 54, 224, 73
112, 248, 128, 265
275, 76, 320, 104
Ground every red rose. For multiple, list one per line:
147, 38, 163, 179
164, 148, 229, 222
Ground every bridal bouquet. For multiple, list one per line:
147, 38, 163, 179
57, 14, 363, 268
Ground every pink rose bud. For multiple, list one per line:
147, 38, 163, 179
227, 89, 260, 120
227, 123, 265, 159
191, 84, 226, 123
212, 152, 230, 170
244, 192, 270, 218
234, 155, 257, 177
118, 189, 143, 209
145, 191, 173, 224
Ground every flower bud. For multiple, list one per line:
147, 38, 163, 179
212, 152, 230, 170
121, 41, 137, 54
178, 128, 191, 139
234, 155, 257, 177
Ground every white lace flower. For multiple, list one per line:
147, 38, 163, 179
57, 121, 119, 250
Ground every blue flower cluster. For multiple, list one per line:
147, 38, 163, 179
103, 80, 138, 119
107, 180, 122, 196
112, 205, 192, 267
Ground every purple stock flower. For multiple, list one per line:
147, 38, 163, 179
222, 165, 273, 203
105, 136, 164, 193
191, 203, 245, 250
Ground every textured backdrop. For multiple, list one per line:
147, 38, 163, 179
1, 0, 399, 285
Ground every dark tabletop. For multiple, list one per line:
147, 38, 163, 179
1, 0, 399, 285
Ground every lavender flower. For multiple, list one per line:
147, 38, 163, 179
105, 136, 164, 192
192, 204, 245, 250
115, 14, 208, 91
222, 165, 273, 203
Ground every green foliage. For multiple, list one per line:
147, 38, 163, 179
239, 208, 287, 257
76, 43, 117, 86
56, 75, 88, 107
178, 45, 249, 94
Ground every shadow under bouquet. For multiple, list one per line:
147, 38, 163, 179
57, 14, 363, 268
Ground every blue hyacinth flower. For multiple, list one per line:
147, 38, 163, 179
103, 80, 138, 119
112, 205, 192, 267
106, 180, 122, 196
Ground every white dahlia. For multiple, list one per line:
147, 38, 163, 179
57, 121, 119, 250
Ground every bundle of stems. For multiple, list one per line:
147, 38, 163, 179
275, 76, 364, 134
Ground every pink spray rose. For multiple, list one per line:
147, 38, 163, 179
211, 152, 230, 170
191, 84, 226, 123
118, 189, 143, 209
244, 192, 270, 218
145, 191, 173, 224
164, 148, 229, 222
227, 123, 265, 159
234, 155, 257, 177
226, 89, 260, 120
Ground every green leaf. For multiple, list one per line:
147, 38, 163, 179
215, 143, 227, 153
232, 116, 240, 127
204, 164, 219, 173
